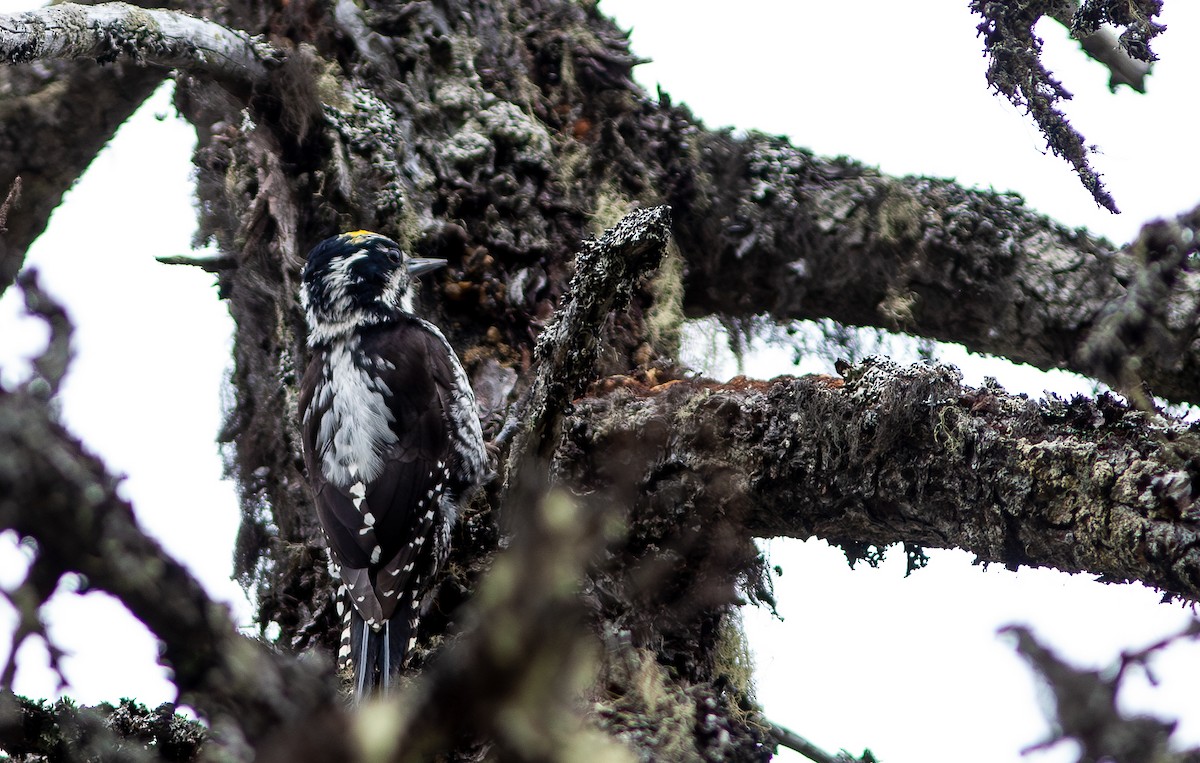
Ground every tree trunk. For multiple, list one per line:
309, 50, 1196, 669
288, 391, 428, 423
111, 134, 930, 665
1, 0, 1196, 760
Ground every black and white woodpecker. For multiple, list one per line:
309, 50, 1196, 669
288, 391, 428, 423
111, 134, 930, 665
298, 230, 486, 698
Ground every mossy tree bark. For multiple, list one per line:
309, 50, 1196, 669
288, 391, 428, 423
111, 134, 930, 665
1, 0, 1196, 761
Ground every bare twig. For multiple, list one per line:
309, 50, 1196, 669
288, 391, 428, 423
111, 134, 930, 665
157, 253, 238, 272
1002, 624, 1190, 763
0, 177, 19, 232
1113, 619, 1200, 688
0, 3, 276, 87
769, 722, 876, 763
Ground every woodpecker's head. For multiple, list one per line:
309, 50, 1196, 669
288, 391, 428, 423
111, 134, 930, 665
301, 230, 446, 344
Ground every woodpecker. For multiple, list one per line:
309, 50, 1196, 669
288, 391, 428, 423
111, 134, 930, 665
298, 230, 486, 698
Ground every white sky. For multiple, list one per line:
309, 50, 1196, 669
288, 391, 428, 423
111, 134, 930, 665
1, 1, 1199, 762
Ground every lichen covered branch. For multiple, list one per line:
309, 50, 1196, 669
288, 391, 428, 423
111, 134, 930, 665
966, 0, 1162, 209
501, 205, 672, 504
0, 2, 275, 86
0, 695, 206, 763
560, 360, 1200, 602
670, 130, 1200, 405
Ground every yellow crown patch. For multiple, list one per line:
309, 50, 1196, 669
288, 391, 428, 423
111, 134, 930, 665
343, 229, 379, 243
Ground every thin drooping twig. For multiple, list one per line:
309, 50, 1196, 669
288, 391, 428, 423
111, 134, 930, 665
0, 2, 276, 87
970, 1, 1118, 212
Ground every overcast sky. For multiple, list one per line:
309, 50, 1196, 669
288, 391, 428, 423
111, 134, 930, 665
2, 2, 1199, 762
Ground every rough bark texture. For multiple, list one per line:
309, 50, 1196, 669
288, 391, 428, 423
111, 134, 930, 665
670, 132, 1200, 406
0, 0, 1194, 761
562, 362, 1200, 603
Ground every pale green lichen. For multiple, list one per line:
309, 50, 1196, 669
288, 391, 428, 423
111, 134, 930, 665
712, 612, 757, 720
646, 243, 685, 360
322, 86, 419, 238
878, 286, 918, 330
311, 52, 351, 111
876, 182, 924, 247
589, 191, 633, 238
593, 645, 704, 763
441, 98, 554, 173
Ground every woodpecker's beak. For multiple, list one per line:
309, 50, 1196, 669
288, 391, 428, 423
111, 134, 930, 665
406, 258, 448, 277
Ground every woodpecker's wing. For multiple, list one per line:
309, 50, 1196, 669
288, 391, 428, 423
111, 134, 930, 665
358, 320, 461, 566
300, 319, 464, 623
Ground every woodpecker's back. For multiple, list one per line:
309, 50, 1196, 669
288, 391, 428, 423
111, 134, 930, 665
297, 231, 485, 698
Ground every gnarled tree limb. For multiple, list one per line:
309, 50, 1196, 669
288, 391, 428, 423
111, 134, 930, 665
560, 359, 1200, 602
669, 130, 1200, 405
501, 205, 673, 507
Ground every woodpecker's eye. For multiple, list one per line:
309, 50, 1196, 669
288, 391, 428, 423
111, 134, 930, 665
385, 249, 402, 265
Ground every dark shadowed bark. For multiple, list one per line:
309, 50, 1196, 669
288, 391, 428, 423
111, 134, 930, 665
1, 0, 1196, 761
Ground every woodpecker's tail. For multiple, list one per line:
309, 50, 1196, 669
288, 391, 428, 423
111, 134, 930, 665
341, 592, 421, 700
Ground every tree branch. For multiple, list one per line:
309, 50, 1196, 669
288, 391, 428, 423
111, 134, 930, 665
769, 722, 876, 763
0, 60, 164, 296
559, 360, 1200, 602
0, 3, 274, 87
970, 0, 1118, 212
1003, 624, 1196, 762
668, 129, 1200, 405
0, 276, 341, 756
1050, 3, 1151, 93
